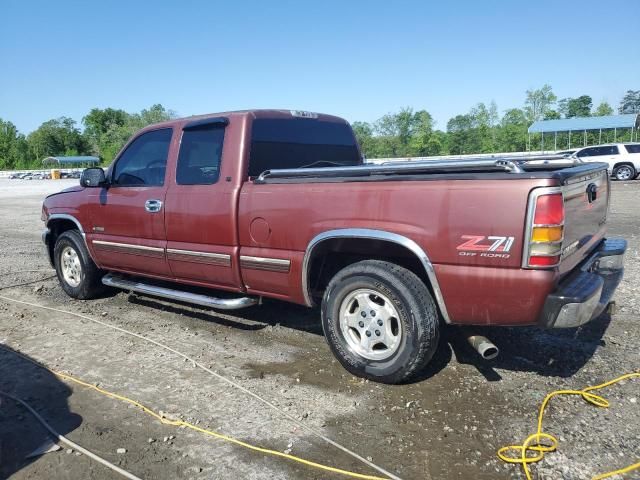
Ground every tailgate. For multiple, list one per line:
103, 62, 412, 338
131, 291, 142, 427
559, 167, 609, 274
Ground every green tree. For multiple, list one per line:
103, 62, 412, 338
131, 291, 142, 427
408, 110, 438, 156
351, 121, 374, 159
373, 113, 402, 157
558, 96, 593, 118
27, 117, 89, 163
524, 84, 557, 122
557, 98, 569, 118
82, 107, 128, 157
373, 107, 431, 157
593, 101, 614, 116
619, 90, 640, 114
498, 108, 528, 152
424, 130, 447, 156
566, 95, 593, 118
446, 114, 476, 154
352, 108, 443, 159
469, 102, 499, 152
0, 119, 29, 169
83, 104, 177, 164
130, 104, 176, 130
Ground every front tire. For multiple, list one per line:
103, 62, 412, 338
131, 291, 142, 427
53, 230, 104, 299
321, 260, 440, 384
613, 164, 635, 181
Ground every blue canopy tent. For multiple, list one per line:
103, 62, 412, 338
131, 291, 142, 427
527, 114, 639, 151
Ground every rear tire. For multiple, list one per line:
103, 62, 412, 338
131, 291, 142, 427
613, 164, 635, 181
321, 260, 440, 384
54, 230, 104, 299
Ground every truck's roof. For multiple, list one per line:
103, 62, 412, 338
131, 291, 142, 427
139, 109, 348, 133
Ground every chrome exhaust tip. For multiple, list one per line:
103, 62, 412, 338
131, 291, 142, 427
466, 334, 499, 360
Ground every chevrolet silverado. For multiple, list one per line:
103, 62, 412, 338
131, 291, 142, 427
41, 110, 626, 383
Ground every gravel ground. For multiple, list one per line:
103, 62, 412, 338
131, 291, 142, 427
0, 178, 638, 480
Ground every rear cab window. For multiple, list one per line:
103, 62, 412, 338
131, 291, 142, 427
176, 123, 225, 185
248, 115, 361, 177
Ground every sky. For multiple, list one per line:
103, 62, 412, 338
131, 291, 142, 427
1, 0, 637, 134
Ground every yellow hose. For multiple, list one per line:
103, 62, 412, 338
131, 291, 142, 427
1, 327, 388, 479
0, 296, 400, 480
498, 372, 640, 480
48, 368, 389, 480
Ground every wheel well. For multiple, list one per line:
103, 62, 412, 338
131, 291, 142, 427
46, 219, 79, 263
307, 237, 433, 304
613, 162, 635, 171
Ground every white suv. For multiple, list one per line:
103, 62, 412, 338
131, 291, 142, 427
572, 143, 640, 181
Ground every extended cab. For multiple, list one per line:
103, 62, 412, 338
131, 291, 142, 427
42, 110, 627, 383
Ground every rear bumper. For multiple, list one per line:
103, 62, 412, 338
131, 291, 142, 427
538, 238, 626, 328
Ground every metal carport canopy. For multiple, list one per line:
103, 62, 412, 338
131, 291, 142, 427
528, 114, 639, 133
42, 156, 100, 165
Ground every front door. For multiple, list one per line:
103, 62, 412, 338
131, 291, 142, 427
87, 127, 175, 277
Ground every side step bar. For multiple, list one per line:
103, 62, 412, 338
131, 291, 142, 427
102, 273, 259, 310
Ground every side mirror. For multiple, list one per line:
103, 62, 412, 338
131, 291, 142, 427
80, 168, 107, 187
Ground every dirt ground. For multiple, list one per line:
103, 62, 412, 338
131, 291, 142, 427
0, 178, 638, 480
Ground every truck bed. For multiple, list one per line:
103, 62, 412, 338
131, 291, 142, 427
240, 160, 610, 325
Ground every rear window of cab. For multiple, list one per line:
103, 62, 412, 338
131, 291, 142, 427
248, 117, 360, 177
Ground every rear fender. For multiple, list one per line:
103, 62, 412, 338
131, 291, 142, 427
302, 228, 451, 323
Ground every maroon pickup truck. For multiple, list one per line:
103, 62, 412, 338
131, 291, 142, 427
41, 110, 626, 383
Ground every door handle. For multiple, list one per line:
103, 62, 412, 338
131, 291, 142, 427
145, 199, 163, 213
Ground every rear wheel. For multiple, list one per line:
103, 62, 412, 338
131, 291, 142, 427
54, 230, 104, 299
321, 260, 439, 384
613, 164, 635, 181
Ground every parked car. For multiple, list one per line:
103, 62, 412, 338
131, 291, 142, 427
41, 110, 626, 383
571, 143, 640, 181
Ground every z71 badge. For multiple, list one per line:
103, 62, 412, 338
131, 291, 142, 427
456, 235, 515, 258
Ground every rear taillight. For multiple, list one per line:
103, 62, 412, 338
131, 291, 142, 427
525, 191, 564, 268
533, 194, 564, 225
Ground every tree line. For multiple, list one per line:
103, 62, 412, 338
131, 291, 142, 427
1, 88, 639, 170
354, 88, 639, 158
0, 104, 175, 170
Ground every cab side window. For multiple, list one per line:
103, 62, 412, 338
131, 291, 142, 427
176, 124, 225, 185
602, 145, 619, 155
581, 146, 619, 158
625, 144, 640, 154
112, 129, 173, 186
579, 147, 597, 157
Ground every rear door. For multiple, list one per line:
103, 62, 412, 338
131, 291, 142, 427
87, 128, 174, 277
163, 118, 242, 290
